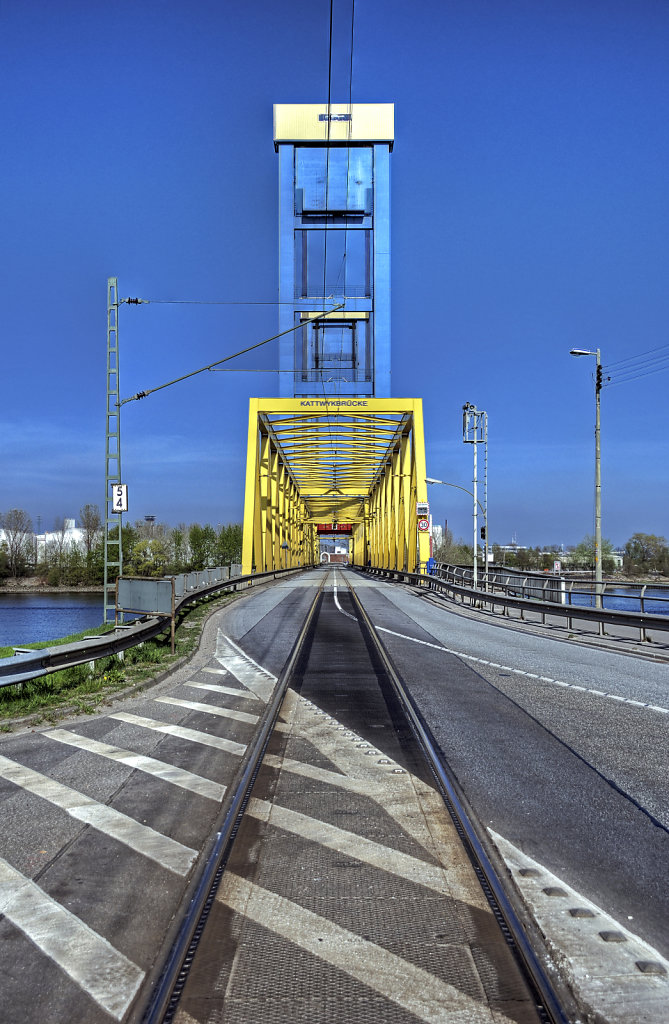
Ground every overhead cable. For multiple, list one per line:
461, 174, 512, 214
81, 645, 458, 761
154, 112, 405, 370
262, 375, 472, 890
119, 304, 344, 406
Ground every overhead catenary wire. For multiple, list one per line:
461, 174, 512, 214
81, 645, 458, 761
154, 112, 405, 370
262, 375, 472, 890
119, 304, 344, 406
120, 298, 300, 305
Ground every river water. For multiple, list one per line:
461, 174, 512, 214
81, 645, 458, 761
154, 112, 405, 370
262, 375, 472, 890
0, 592, 105, 648
568, 586, 669, 615
1, 583, 667, 651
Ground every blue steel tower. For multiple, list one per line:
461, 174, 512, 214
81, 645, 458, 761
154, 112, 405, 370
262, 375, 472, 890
273, 104, 394, 398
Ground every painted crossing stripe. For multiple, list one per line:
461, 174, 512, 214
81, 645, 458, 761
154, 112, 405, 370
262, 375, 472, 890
248, 798, 444, 891
215, 632, 276, 702
186, 681, 260, 701
47, 729, 225, 801
156, 697, 259, 724
219, 874, 513, 1024
109, 712, 247, 756
376, 626, 669, 716
0, 856, 144, 1020
0, 754, 196, 876
109, 713, 381, 791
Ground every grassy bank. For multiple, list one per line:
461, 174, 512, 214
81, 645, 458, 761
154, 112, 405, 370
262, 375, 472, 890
0, 591, 236, 729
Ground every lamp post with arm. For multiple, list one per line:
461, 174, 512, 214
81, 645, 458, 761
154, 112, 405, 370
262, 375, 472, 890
569, 348, 602, 610
425, 477, 488, 589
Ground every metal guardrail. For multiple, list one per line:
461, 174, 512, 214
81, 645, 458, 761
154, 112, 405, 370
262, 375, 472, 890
366, 566, 669, 644
436, 562, 669, 616
437, 563, 566, 603
0, 565, 307, 689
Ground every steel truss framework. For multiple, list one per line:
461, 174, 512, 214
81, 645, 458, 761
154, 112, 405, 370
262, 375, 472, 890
104, 277, 122, 622
242, 398, 431, 574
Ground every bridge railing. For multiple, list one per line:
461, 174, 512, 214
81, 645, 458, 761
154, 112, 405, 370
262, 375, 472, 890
365, 566, 669, 646
434, 562, 669, 616
0, 564, 305, 690
436, 563, 567, 603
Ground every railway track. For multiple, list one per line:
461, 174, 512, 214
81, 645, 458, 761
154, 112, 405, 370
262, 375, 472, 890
143, 568, 571, 1024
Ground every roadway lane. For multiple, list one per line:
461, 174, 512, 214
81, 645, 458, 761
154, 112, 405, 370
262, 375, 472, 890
176, 572, 544, 1024
344, 570, 669, 1020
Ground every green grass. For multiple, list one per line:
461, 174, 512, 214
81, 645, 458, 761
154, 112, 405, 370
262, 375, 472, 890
0, 591, 237, 728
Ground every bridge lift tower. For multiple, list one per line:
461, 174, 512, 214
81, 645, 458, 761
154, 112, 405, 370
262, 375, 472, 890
242, 104, 431, 574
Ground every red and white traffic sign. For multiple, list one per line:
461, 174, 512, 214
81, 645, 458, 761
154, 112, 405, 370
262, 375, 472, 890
417, 518, 430, 532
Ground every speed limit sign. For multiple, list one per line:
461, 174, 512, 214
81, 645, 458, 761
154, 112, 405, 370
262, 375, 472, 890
417, 518, 430, 532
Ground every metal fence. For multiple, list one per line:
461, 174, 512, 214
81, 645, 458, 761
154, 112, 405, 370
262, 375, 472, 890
371, 565, 669, 645
437, 564, 566, 604
435, 563, 669, 616
0, 564, 301, 689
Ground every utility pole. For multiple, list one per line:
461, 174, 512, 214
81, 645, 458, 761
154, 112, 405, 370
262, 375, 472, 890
570, 348, 603, 609
594, 350, 602, 609
463, 403, 489, 589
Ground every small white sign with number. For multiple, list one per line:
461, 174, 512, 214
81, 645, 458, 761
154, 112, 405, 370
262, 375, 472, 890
417, 518, 430, 533
112, 483, 128, 513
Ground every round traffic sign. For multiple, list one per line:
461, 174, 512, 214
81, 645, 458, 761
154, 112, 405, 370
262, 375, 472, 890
417, 518, 430, 532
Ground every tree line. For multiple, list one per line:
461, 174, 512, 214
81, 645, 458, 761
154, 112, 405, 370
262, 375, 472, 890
434, 530, 669, 577
0, 506, 242, 585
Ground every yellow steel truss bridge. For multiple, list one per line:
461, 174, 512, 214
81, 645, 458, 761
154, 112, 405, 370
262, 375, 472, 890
242, 397, 431, 573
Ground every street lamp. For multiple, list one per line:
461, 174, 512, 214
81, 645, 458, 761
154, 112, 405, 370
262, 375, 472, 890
570, 348, 602, 609
425, 477, 488, 589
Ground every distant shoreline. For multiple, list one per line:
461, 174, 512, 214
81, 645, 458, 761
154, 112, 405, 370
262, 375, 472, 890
0, 578, 103, 595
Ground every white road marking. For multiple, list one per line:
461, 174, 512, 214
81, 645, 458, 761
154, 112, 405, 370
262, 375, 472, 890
186, 681, 259, 701
0, 856, 144, 1020
375, 625, 669, 715
332, 568, 358, 621
0, 754, 196, 876
490, 830, 669, 1024
248, 798, 447, 892
47, 729, 225, 801
156, 696, 259, 724
215, 632, 276, 702
109, 712, 247, 756
273, 691, 469, 863
218, 874, 511, 1024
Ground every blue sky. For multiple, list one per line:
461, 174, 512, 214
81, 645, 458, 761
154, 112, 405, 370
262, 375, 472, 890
2, 0, 668, 547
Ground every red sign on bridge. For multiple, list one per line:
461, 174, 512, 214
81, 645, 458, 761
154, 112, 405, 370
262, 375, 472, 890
316, 523, 353, 535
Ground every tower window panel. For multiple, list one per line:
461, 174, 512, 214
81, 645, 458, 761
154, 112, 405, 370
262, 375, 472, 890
318, 325, 355, 369
295, 229, 370, 298
294, 316, 372, 383
295, 147, 372, 212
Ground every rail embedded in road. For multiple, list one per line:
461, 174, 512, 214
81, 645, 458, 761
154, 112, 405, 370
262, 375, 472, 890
164, 567, 569, 1024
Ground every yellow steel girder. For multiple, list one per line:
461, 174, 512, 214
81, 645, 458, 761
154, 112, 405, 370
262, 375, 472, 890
242, 398, 431, 574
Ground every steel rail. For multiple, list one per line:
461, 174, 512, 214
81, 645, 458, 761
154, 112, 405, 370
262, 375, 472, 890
136, 574, 326, 1024
343, 576, 572, 1024
0, 566, 311, 688
364, 566, 669, 642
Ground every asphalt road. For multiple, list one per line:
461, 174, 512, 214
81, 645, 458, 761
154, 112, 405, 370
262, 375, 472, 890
0, 567, 666, 1023
346, 570, 669, 961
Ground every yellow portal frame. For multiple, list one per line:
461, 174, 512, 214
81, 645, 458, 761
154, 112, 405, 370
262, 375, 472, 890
242, 398, 430, 574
